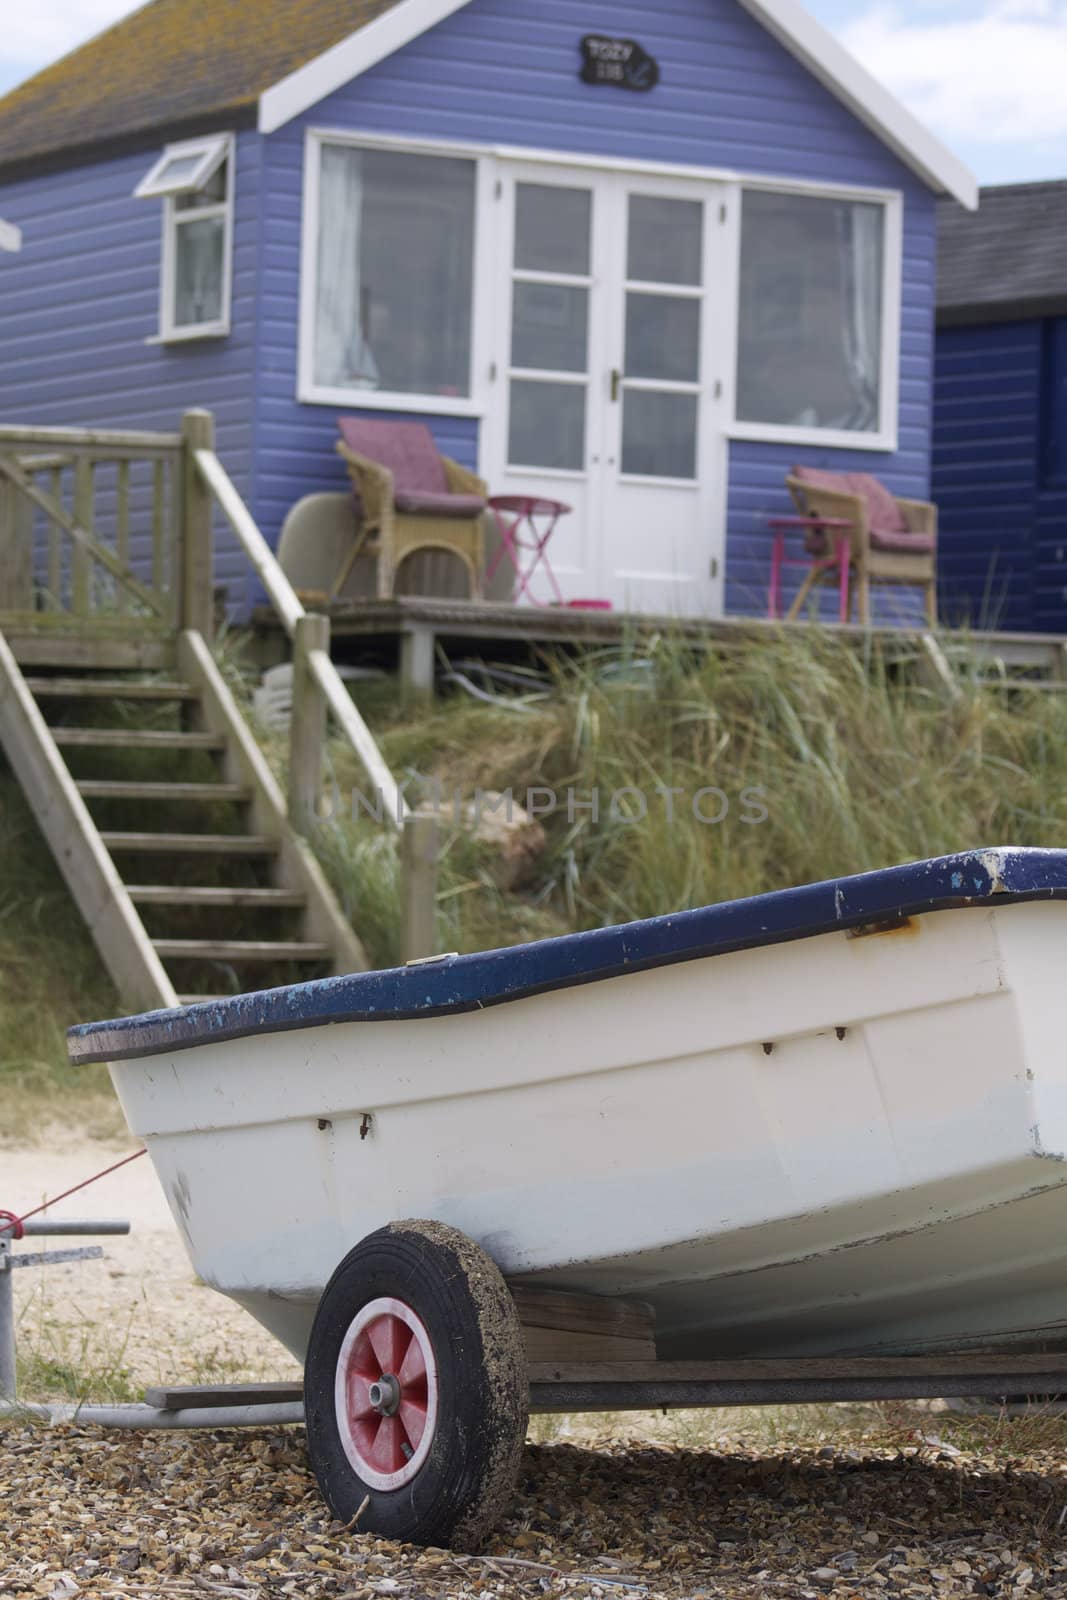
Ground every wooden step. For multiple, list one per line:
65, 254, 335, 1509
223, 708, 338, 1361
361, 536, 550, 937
51, 727, 224, 750
154, 939, 331, 961
127, 886, 305, 908
26, 678, 197, 701
76, 780, 250, 802
102, 832, 278, 855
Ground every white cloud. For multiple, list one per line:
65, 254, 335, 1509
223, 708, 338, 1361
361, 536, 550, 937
841, 0, 1067, 145
3, 0, 139, 70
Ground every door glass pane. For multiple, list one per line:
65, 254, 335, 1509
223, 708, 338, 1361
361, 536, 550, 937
314, 144, 476, 395
509, 380, 586, 470
625, 293, 700, 382
737, 190, 884, 431
627, 196, 703, 285
512, 282, 589, 372
174, 215, 224, 327
514, 184, 591, 275
621, 390, 698, 479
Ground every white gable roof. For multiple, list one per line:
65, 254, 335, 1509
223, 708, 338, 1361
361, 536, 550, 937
257, 0, 977, 209
0, 218, 21, 252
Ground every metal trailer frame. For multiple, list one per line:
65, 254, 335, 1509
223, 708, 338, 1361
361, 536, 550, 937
6, 1354, 1067, 1433
6, 1223, 1067, 1431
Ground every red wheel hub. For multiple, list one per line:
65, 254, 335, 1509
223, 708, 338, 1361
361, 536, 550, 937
334, 1296, 439, 1490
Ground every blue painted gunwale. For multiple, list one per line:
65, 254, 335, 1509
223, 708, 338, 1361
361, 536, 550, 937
68, 847, 1067, 1064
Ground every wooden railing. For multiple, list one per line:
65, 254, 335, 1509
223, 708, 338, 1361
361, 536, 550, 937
0, 416, 213, 640
190, 421, 409, 830
0, 408, 429, 946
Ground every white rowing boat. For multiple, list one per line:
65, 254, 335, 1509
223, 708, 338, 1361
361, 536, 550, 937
69, 847, 1067, 1367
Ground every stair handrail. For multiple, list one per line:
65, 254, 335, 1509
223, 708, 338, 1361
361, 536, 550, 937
193, 443, 409, 828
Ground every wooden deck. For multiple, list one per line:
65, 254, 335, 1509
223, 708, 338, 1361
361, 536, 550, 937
252, 594, 1067, 699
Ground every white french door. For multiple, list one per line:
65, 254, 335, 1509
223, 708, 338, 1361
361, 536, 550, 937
484, 161, 729, 616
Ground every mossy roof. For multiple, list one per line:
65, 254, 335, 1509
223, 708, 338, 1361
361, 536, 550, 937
0, 0, 404, 175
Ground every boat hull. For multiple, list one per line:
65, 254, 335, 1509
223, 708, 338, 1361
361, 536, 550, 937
103, 897, 1067, 1364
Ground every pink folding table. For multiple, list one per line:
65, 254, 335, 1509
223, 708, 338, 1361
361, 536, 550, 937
487, 495, 571, 606
766, 514, 855, 623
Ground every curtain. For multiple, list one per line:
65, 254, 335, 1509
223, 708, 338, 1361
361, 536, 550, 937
836, 202, 882, 431
175, 216, 223, 327
315, 146, 380, 390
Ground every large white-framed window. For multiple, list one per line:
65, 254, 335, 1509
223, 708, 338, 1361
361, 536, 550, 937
134, 133, 234, 342
298, 130, 903, 452
729, 181, 902, 451
299, 129, 490, 415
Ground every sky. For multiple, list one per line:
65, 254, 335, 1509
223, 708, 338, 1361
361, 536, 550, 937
1, 0, 1065, 187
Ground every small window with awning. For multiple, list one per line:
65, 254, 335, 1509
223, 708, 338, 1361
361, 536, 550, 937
134, 136, 230, 200
134, 134, 233, 341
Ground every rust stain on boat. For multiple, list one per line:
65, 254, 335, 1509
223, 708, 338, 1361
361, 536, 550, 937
846, 915, 919, 940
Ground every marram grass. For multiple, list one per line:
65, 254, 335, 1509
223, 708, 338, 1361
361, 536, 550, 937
5, 626, 1067, 1132
318, 627, 1067, 958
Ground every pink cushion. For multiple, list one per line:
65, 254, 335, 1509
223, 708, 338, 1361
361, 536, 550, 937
793, 464, 910, 535
869, 527, 934, 555
338, 417, 448, 494
847, 472, 909, 534
394, 489, 485, 518
792, 465, 852, 497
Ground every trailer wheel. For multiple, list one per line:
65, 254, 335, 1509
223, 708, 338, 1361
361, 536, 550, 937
304, 1220, 528, 1549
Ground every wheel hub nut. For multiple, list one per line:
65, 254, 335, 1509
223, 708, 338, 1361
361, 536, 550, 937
368, 1374, 401, 1415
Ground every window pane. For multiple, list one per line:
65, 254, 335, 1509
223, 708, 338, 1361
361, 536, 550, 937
514, 184, 591, 275
621, 390, 698, 479
737, 191, 884, 432
175, 160, 227, 211
627, 196, 703, 285
155, 152, 208, 189
511, 282, 588, 373
508, 379, 585, 470
314, 145, 476, 396
174, 215, 224, 327
625, 292, 700, 382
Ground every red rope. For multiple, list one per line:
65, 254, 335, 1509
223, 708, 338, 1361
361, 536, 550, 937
0, 1147, 147, 1237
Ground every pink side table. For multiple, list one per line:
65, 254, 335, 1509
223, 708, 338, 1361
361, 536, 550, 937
487, 495, 571, 606
766, 515, 855, 622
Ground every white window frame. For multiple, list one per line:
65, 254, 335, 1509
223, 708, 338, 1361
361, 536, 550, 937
135, 132, 235, 343
298, 128, 493, 417
134, 134, 230, 200
298, 129, 902, 453
727, 177, 903, 453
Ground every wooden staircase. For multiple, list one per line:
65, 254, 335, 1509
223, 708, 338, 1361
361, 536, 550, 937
0, 412, 428, 1014
0, 627, 366, 1012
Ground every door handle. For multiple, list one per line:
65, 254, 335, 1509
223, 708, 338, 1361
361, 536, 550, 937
610, 368, 622, 402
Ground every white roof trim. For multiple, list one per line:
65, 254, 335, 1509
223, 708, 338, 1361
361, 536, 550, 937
257, 0, 977, 210
735, 0, 976, 209
0, 217, 21, 252
259, 0, 472, 134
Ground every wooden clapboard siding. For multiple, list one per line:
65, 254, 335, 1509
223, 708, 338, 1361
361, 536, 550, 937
932, 320, 1042, 633
254, 0, 937, 606
0, 132, 262, 613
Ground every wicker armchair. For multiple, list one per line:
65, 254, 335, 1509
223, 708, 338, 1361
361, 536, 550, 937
334, 417, 488, 601
786, 467, 937, 624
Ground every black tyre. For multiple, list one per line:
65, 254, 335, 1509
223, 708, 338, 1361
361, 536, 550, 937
303, 1219, 528, 1549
